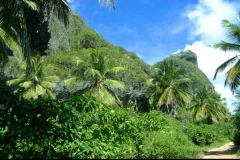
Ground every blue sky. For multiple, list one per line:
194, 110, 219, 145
69, 0, 240, 113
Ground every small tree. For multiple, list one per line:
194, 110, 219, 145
64, 48, 125, 107
7, 57, 60, 99
146, 59, 191, 115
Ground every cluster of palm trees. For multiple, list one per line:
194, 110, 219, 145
145, 58, 229, 122
1, 0, 238, 123
0, 0, 116, 100
146, 59, 191, 115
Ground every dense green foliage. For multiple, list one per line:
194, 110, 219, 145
211, 18, 240, 94
146, 58, 191, 114
157, 55, 214, 94
1, 2, 238, 158
173, 50, 198, 66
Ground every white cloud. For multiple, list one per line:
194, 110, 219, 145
183, 0, 240, 113
185, 0, 239, 44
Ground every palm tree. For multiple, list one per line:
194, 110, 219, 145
7, 57, 60, 100
189, 86, 229, 123
64, 48, 125, 107
211, 17, 240, 94
0, 0, 39, 67
146, 59, 191, 115
0, 0, 70, 73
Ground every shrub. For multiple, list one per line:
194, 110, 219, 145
0, 83, 81, 158
140, 130, 201, 159
186, 124, 217, 146
233, 111, 240, 145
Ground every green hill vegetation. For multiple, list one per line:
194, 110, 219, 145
1, 1, 240, 159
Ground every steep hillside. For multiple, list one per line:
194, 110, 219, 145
46, 11, 217, 110
46, 11, 151, 88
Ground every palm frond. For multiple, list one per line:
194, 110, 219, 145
172, 77, 192, 85
40, 81, 56, 88
109, 66, 124, 74
213, 55, 239, 79
19, 81, 33, 89
22, 0, 40, 11
97, 86, 116, 106
103, 79, 125, 90
45, 88, 57, 99
43, 76, 60, 82
158, 88, 169, 106
63, 77, 79, 86
0, 28, 23, 60
224, 60, 240, 93
222, 19, 240, 44
23, 84, 46, 99
175, 89, 191, 103
35, 84, 47, 96
7, 78, 26, 86
84, 68, 102, 78
210, 41, 240, 52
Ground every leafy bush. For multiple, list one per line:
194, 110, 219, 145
0, 83, 80, 158
140, 130, 201, 159
212, 121, 236, 142
233, 111, 240, 145
78, 29, 109, 49
186, 124, 217, 146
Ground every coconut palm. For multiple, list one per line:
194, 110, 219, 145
7, 57, 60, 100
211, 17, 240, 94
146, 59, 191, 115
0, 0, 39, 67
190, 86, 229, 123
0, 0, 70, 73
64, 48, 125, 107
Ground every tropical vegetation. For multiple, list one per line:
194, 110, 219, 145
0, 0, 239, 159
64, 48, 125, 107
211, 18, 240, 94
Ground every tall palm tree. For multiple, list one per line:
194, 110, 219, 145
211, 17, 240, 94
189, 86, 229, 123
64, 48, 125, 107
0, 0, 39, 67
0, 0, 70, 74
146, 59, 191, 115
7, 57, 60, 100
